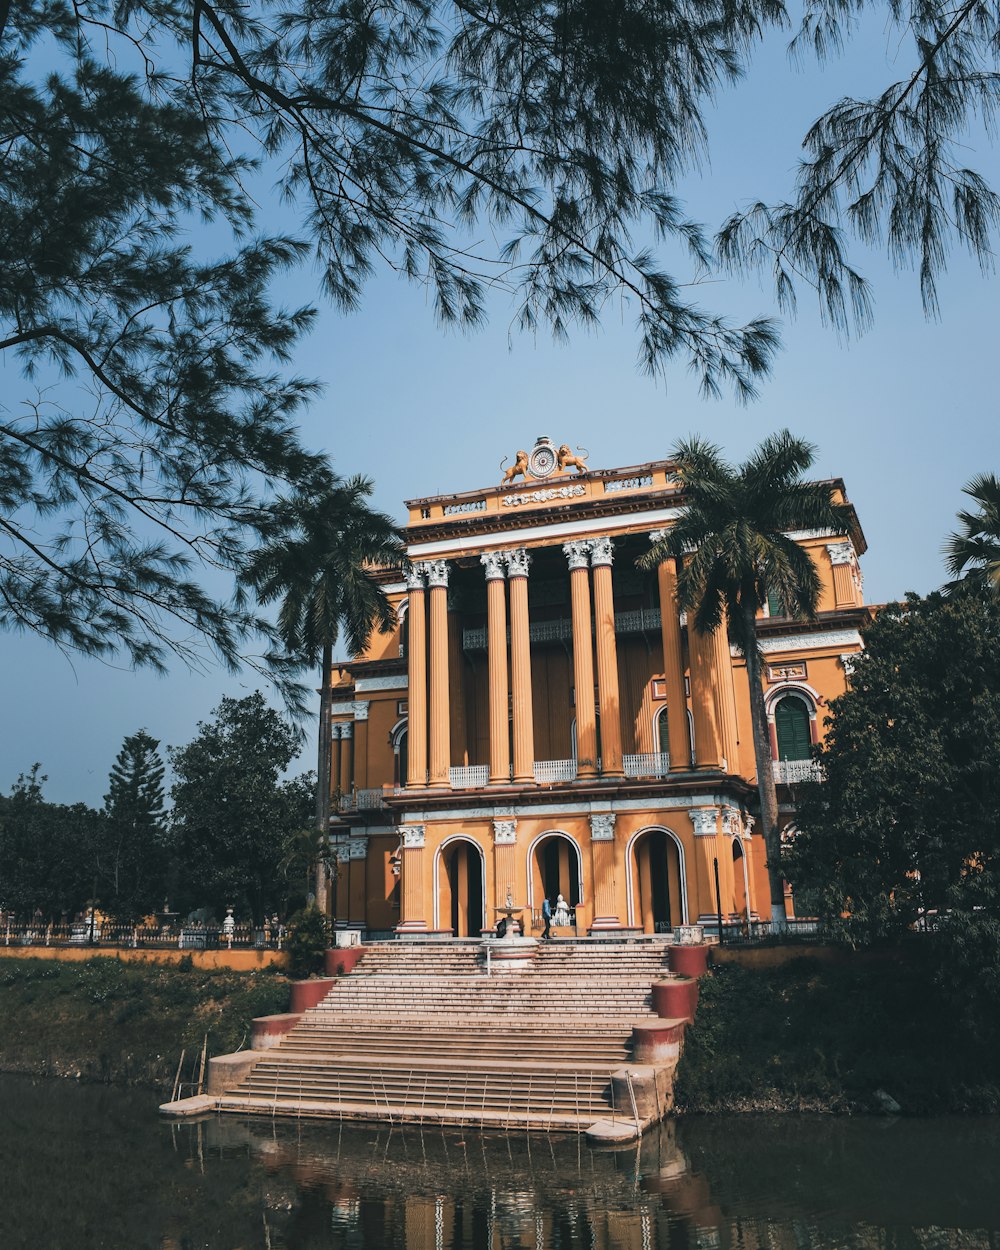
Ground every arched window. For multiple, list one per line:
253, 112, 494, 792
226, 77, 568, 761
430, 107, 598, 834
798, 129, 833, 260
654, 706, 670, 770
774, 695, 811, 761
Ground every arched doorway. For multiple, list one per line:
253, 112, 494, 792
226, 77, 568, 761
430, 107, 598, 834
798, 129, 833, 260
529, 833, 582, 927
437, 839, 484, 937
774, 694, 812, 761
630, 829, 685, 933
732, 839, 749, 918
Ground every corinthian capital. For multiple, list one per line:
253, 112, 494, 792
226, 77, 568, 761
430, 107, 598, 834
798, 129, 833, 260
503, 547, 531, 578
404, 566, 426, 590
589, 536, 614, 567
481, 550, 506, 581
826, 541, 855, 567
562, 540, 591, 571
424, 559, 450, 588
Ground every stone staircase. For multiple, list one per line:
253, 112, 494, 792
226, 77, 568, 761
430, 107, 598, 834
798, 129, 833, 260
215, 939, 677, 1132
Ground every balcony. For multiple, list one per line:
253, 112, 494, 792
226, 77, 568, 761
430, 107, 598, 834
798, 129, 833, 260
623, 752, 670, 779
449, 764, 489, 789
772, 759, 821, 784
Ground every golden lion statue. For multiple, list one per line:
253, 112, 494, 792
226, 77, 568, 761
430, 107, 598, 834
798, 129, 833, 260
557, 444, 589, 474
500, 449, 529, 486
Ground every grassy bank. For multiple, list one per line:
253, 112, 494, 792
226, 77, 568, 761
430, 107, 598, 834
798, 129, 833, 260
0, 956, 289, 1092
674, 955, 1000, 1114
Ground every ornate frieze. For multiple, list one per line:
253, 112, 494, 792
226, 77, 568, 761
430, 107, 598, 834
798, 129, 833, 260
424, 559, 450, 588
589, 536, 614, 567
480, 550, 507, 581
503, 547, 532, 578
562, 540, 591, 571
690, 808, 719, 837
590, 813, 616, 841
501, 485, 586, 507
400, 824, 425, 849
492, 819, 518, 845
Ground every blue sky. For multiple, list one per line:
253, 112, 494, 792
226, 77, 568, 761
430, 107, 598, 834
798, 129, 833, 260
2, 13, 998, 805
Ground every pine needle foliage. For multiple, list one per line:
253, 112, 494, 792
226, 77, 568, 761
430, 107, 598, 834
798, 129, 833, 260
638, 431, 854, 926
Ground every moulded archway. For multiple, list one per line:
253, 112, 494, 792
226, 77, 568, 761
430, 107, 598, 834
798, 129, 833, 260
732, 838, 750, 918
527, 831, 583, 926
434, 837, 485, 937
626, 827, 688, 932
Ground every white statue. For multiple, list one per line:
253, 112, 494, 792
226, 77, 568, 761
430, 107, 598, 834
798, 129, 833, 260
553, 894, 572, 926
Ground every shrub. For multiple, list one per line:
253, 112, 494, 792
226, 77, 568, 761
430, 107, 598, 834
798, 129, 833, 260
285, 906, 330, 979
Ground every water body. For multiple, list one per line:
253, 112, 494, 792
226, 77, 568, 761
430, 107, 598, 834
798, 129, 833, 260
2, 1074, 999, 1250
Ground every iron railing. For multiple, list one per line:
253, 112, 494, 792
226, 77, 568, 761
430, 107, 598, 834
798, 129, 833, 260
623, 752, 670, 778
0, 921, 285, 950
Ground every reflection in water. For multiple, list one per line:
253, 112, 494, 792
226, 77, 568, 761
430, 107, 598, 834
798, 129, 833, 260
1, 1074, 999, 1250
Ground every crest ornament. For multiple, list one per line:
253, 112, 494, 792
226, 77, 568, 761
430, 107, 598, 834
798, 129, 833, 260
528, 435, 559, 480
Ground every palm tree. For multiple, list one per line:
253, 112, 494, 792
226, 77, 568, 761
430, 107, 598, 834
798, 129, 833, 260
241, 477, 407, 908
944, 473, 1000, 594
639, 431, 853, 929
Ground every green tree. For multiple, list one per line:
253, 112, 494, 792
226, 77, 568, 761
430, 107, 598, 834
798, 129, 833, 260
240, 478, 406, 904
0, 766, 104, 918
169, 693, 314, 921
786, 591, 1000, 1001
100, 730, 168, 921
945, 474, 1000, 594
640, 431, 853, 928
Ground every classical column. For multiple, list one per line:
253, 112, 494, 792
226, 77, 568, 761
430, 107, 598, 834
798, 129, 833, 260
396, 825, 428, 932
564, 541, 598, 778
347, 836, 367, 925
352, 701, 369, 790
492, 816, 517, 929
650, 536, 691, 772
688, 625, 723, 770
405, 567, 428, 787
590, 537, 623, 777
481, 551, 511, 784
426, 559, 452, 787
710, 621, 740, 773
690, 807, 721, 923
827, 541, 861, 608
339, 720, 353, 799
589, 813, 621, 929
330, 722, 343, 802
505, 547, 535, 785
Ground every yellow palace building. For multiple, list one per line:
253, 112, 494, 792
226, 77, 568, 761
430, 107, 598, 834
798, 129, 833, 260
324, 437, 868, 939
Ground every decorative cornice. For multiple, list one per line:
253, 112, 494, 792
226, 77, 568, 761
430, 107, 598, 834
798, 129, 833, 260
562, 539, 591, 571
352, 700, 370, 721
492, 819, 518, 845
424, 558, 450, 588
690, 808, 719, 837
400, 824, 425, 849
503, 547, 531, 578
590, 812, 617, 841
589, 536, 614, 567
480, 550, 507, 581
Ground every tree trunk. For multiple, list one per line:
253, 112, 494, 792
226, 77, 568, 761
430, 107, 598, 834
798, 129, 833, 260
741, 600, 788, 931
314, 640, 333, 916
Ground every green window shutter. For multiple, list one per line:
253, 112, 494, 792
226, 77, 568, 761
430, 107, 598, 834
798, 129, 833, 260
767, 588, 784, 617
657, 709, 670, 761
775, 697, 811, 760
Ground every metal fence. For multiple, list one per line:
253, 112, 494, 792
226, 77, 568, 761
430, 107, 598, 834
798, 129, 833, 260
0, 921, 285, 950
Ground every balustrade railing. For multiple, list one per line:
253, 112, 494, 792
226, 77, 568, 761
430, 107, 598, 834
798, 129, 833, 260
772, 759, 821, 784
0, 920, 284, 950
462, 607, 662, 652
623, 752, 670, 778
533, 759, 577, 784
448, 764, 489, 789
356, 788, 386, 809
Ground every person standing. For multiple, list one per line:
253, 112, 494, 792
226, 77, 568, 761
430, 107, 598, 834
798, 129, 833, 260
541, 896, 552, 939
